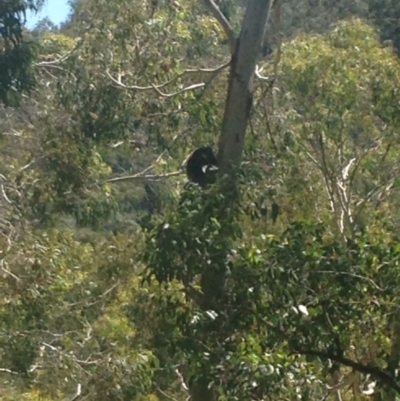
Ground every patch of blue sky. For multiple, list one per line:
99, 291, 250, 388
25, 0, 71, 29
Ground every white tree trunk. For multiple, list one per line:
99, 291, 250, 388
218, 0, 272, 175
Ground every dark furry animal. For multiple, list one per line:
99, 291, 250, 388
186, 147, 217, 187
261, 42, 273, 57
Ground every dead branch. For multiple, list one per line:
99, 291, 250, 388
106, 62, 229, 93
106, 171, 183, 183
255, 65, 273, 81
0, 368, 19, 375
152, 83, 205, 98
67, 383, 82, 401
0, 260, 21, 281
105, 127, 196, 184
36, 42, 78, 67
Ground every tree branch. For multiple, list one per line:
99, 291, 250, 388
106, 62, 229, 94
0, 367, 19, 375
151, 83, 205, 98
217, 0, 272, 173
296, 348, 400, 394
106, 171, 183, 183
67, 383, 82, 401
202, 0, 236, 54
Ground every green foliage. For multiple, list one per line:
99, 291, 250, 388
0, 40, 38, 106
56, 75, 133, 143
140, 18, 400, 399
145, 182, 240, 285
0, 228, 158, 400
144, 185, 400, 397
0, 1, 43, 44
254, 18, 400, 235
3, 1, 400, 400
0, 0, 43, 105
366, 0, 400, 54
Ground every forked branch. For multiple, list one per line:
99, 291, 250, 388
202, 0, 236, 54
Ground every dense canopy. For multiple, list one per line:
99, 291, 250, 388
1, 1, 400, 400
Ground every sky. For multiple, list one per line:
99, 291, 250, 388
26, 0, 71, 29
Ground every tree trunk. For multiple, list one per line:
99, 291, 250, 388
189, 2, 272, 401
217, 0, 272, 175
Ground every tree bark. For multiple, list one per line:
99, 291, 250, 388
217, 0, 272, 176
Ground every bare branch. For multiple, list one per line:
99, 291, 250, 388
106, 128, 196, 184
107, 171, 183, 183
42, 343, 101, 366
35, 32, 88, 68
355, 177, 396, 211
0, 185, 12, 204
157, 388, 180, 401
175, 368, 189, 391
0, 368, 19, 375
67, 383, 82, 401
36, 53, 72, 67
106, 62, 229, 94
151, 83, 205, 98
36, 47, 77, 75
255, 65, 273, 81
185, 63, 230, 73
0, 260, 21, 282
37, 64, 68, 72
202, 0, 236, 54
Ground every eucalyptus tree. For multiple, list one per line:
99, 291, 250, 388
0, 0, 44, 105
